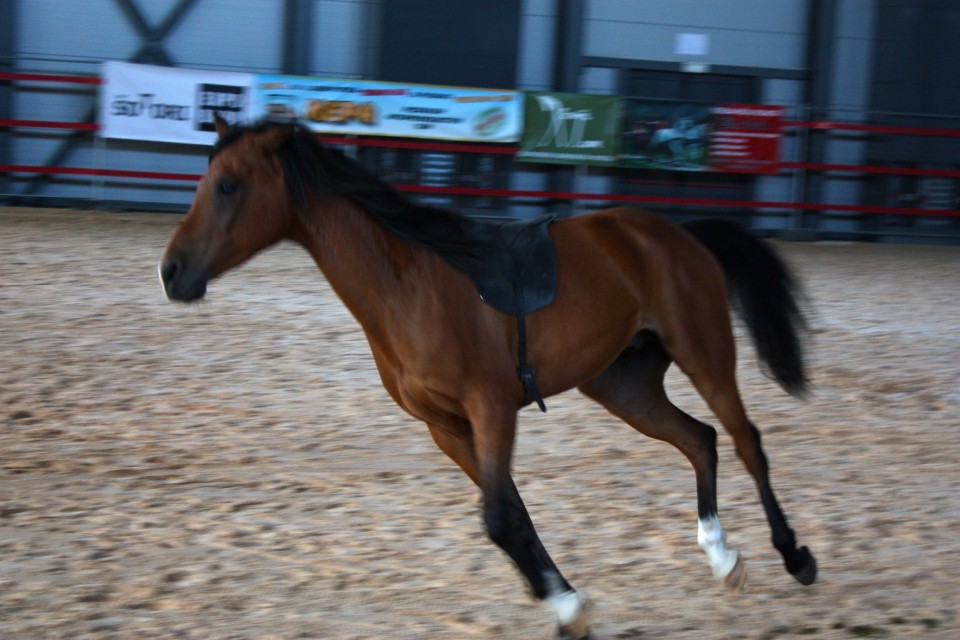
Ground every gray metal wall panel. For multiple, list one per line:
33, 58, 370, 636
17, 1, 141, 65
166, 1, 283, 72
836, 0, 875, 39
818, 2, 876, 232
585, 0, 806, 32
831, 0, 875, 116
831, 36, 873, 115
135, 0, 182, 26
311, 0, 369, 77
754, 83, 804, 231
580, 66, 617, 94
584, 21, 807, 69
583, 0, 808, 69
517, 0, 558, 91
11, 83, 98, 177
378, 0, 520, 88
16, 0, 284, 72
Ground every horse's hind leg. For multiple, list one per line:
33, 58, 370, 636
427, 421, 592, 640
690, 372, 817, 586
578, 336, 746, 590
671, 329, 818, 587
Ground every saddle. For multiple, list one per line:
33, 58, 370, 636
465, 213, 558, 317
446, 213, 558, 411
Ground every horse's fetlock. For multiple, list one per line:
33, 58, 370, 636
772, 528, 797, 554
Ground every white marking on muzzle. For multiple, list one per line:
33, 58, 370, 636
158, 262, 169, 298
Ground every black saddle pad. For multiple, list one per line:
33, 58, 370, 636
455, 213, 558, 317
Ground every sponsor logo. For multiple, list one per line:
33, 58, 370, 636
472, 107, 507, 137
196, 84, 247, 131
110, 93, 190, 121
306, 100, 376, 125
532, 95, 603, 149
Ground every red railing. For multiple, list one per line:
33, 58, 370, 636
3, 71, 959, 218
0, 165, 200, 181
0, 72, 102, 85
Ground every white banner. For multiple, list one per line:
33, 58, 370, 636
99, 61, 255, 144
253, 75, 522, 142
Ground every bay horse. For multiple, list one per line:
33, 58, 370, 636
159, 116, 817, 639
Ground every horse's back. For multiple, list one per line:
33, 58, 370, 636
532, 207, 732, 395
551, 206, 723, 296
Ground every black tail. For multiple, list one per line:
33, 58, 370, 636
682, 219, 809, 397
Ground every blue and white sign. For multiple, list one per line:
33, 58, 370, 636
253, 75, 522, 143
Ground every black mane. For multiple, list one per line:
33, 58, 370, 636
215, 120, 498, 273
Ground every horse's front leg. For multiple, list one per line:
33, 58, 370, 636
428, 415, 591, 640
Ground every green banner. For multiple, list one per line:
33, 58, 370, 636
516, 92, 622, 166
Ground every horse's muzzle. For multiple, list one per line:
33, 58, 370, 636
158, 257, 207, 302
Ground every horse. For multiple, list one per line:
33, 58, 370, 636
159, 115, 817, 640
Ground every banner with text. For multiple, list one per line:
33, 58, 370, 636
708, 104, 784, 173
515, 92, 621, 166
620, 100, 784, 172
99, 61, 254, 144
253, 75, 521, 142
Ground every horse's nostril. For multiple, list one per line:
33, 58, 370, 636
159, 258, 182, 298
160, 258, 180, 284
159, 257, 207, 302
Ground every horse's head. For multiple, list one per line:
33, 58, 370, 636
159, 114, 294, 302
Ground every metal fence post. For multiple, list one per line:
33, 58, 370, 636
0, 0, 18, 203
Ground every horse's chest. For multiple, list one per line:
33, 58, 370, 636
366, 346, 462, 424
395, 377, 464, 425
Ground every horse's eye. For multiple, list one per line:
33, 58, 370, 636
219, 180, 236, 195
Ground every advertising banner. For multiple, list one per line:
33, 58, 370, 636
99, 61, 254, 144
252, 75, 521, 142
515, 92, 621, 166
619, 100, 784, 172
709, 104, 784, 173
620, 99, 712, 171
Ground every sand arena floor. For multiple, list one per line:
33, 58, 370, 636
1, 207, 958, 639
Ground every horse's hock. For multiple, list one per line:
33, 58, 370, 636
1, 207, 958, 639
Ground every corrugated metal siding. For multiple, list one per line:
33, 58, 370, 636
583, 0, 808, 69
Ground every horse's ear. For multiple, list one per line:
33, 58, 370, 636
214, 112, 231, 139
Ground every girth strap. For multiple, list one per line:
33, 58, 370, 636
516, 312, 547, 413
439, 213, 556, 412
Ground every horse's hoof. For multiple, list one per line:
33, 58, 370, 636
790, 546, 817, 586
551, 587, 591, 640
558, 629, 593, 640
556, 604, 592, 640
723, 554, 748, 591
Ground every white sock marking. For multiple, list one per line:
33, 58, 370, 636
543, 571, 585, 627
698, 514, 739, 579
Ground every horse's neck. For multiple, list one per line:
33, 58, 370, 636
291, 197, 419, 328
